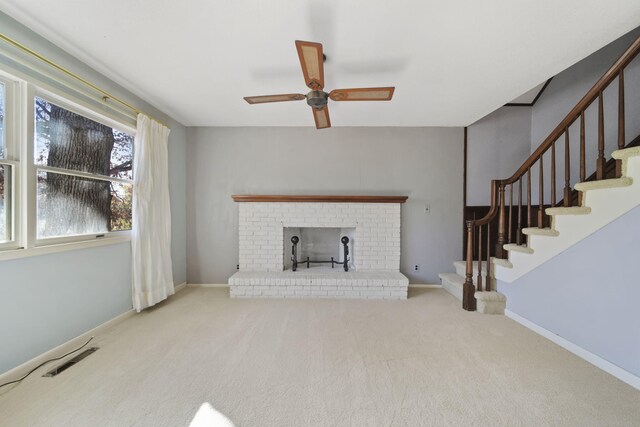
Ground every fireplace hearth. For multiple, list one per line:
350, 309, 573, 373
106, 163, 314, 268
229, 195, 410, 299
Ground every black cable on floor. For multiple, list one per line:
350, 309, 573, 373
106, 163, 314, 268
0, 336, 94, 389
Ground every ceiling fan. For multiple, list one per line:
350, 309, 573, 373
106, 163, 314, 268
244, 40, 395, 129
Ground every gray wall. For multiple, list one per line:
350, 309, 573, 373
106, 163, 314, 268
497, 204, 640, 378
0, 243, 132, 373
531, 27, 640, 150
186, 127, 464, 284
528, 27, 640, 203
466, 106, 532, 206
465, 26, 640, 207
0, 12, 187, 373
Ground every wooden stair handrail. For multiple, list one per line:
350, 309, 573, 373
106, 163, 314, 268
468, 180, 499, 227
462, 34, 640, 312
501, 35, 640, 187
471, 34, 640, 227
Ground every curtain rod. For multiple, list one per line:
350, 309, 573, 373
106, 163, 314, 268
0, 33, 169, 128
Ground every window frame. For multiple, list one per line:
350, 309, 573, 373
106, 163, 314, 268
0, 66, 136, 260
31, 89, 135, 247
0, 72, 22, 250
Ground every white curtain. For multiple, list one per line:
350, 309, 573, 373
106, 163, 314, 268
132, 114, 174, 312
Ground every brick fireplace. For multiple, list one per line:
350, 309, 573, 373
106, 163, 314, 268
228, 195, 409, 299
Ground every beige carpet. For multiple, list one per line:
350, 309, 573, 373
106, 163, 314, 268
0, 287, 638, 427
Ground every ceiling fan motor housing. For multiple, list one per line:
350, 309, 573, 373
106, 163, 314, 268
306, 90, 328, 109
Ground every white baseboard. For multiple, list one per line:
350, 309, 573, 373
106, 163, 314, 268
187, 283, 230, 288
0, 308, 135, 386
0, 281, 188, 385
505, 309, 640, 390
409, 284, 442, 288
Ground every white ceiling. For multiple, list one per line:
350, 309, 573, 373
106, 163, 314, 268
1, 1, 639, 127
508, 81, 548, 105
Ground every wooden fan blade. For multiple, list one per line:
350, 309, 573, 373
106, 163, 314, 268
244, 94, 306, 104
295, 40, 325, 90
329, 87, 395, 101
312, 106, 331, 129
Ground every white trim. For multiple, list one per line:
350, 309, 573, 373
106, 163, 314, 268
0, 48, 137, 127
408, 283, 442, 288
187, 283, 230, 288
505, 309, 640, 391
0, 234, 131, 261
35, 230, 131, 248
0, 281, 188, 383
35, 165, 133, 185
0, 308, 135, 384
35, 89, 136, 136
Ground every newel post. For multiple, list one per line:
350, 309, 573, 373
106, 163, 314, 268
463, 220, 477, 311
495, 182, 507, 258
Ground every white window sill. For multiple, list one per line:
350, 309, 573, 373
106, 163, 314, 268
0, 235, 131, 262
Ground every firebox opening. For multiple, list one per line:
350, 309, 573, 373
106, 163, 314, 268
283, 227, 355, 271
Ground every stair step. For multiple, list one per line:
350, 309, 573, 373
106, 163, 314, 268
491, 257, 513, 268
522, 227, 559, 237
453, 260, 492, 277
546, 206, 591, 216
474, 291, 506, 315
438, 273, 466, 301
504, 243, 534, 254
612, 146, 640, 160
574, 177, 632, 191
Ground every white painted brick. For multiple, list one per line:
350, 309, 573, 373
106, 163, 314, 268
235, 201, 406, 298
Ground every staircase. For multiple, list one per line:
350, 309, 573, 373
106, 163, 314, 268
439, 261, 504, 314
496, 147, 640, 282
441, 34, 640, 313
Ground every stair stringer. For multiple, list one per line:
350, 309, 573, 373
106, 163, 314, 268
495, 149, 640, 283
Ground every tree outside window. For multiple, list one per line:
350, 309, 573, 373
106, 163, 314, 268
35, 97, 133, 239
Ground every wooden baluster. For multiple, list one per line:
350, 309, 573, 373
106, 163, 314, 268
486, 223, 491, 292
508, 183, 513, 244
463, 221, 476, 311
597, 91, 606, 180
551, 141, 556, 207
617, 70, 625, 178
496, 184, 506, 257
579, 111, 586, 206
527, 168, 532, 231
517, 178, 522, 245
538, 157, 544, 228
477, 226, 483, 292
564, 129, 571, 207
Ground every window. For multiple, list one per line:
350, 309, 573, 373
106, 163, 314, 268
0, 164, 12, 244
0, 66, 136, 257
33, 96, 134, 241
0, 78, 15, 246
0, 81, 5, 157
0, 82, 6, 241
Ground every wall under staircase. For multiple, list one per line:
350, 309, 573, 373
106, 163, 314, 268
495, 147, 640, 282
498, 203, 640, 383
440, 29, 640, 389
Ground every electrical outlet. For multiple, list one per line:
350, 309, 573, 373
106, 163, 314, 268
236, 264, 239, 270
414, 264, 420, 272
424, 204, 431, 213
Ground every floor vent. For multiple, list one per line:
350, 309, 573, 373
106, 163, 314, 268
43, 347, 99, 377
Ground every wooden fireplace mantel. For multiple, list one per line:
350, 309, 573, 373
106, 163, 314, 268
231, 195, 408, 203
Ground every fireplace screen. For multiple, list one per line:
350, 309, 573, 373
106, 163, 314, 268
283, 227, 355, 271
